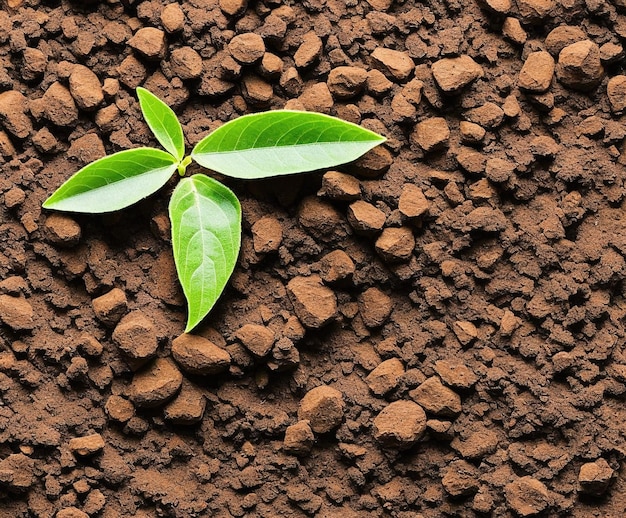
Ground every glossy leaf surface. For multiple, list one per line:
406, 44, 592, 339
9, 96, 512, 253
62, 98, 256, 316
43, 148, 178, 213
191, 110, 386, 179
169, 174, 241, 332
137, 87, 185, 161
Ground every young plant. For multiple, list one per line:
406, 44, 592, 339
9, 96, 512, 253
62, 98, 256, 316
43, 88, 386, 333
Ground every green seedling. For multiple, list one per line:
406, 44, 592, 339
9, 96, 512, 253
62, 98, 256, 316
43, 88, 386, 332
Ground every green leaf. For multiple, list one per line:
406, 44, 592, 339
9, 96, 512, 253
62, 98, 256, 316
169, 174, 242, 333
191, 110, 386, 179
43, 148, 178, 213
137, 87, 185, 161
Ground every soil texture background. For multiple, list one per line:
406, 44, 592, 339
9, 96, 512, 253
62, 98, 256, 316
1, 0, 626, 516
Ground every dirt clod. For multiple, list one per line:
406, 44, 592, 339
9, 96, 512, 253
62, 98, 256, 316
287, 275, 337, 328
69, 434, 105, 457
283, 420, 315, 455
410, 376, 462, 417
578, 458, 614, 496
235, 324, 275, 358
371, 47, 414, 82
112, 311, 158, 370
92, 288, 127, 327
431, 55, 484, 93
229, 33, 265, 65
171, 333, 231, 375
556, 40, 604, 91
373, 400, 427, 450
0, 294, 34, 331
128, 27, 167, 61
442, 460, 480, 497
358, 287, 393, 328
366, 358, 404, 395
505, 476, 552, 517
297, 385, 344, 433
128, 358, 183, 408
251, 216, 282, 253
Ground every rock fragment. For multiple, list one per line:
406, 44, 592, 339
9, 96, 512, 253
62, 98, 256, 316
410, 376, 462, 417
371, 48, 414, 82
92, 288, 127, 327
228, 33, 265, 64
69, 65, 104, 111
298, 82, 333, 113
0, 90, 32, 139
412, 117, 450, 152
0, 294, 34, 331
518, 51, 554, 92
294, 31, 322, 69
112, 311, 158, 370
235, 324, 275, 358
366, 358, 404, 395
442, 460, 480, 497
375, 226, 415, 262
431, 55, 484, 93
287, 276, 337, 328
504, 477, 551, 517
251, 216, 282, 253
352, 146, 393, 178
373, 400, 427, 449
578, 459, 614, 496
128, 27, 167, 61
327, 66, 368, 98
358, 287, 393, 328
283, 420, 315, 455
171, 333, 231, 375
69, 434, 105, 457
129, 358, 183, 408
556, 40, 604, 91
298, 385, 345, 433
170, 47, 203, 80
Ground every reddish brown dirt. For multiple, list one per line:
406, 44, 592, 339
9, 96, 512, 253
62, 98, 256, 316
1, 0, 626, 516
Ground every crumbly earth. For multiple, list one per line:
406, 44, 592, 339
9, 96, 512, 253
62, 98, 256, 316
0, 0, 626, 517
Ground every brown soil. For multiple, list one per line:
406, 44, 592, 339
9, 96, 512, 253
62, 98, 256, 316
1, 0, 626, 516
